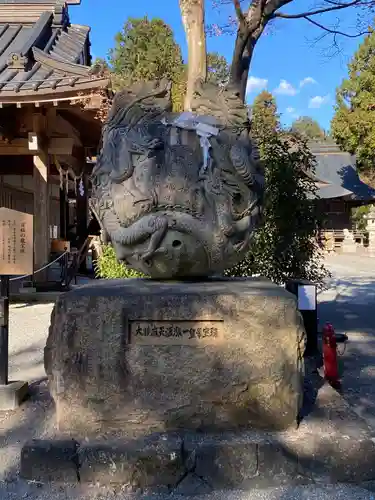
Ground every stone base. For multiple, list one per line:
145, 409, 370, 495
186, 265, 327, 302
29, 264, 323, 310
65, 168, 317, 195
341, 243, 357, 254
21, 439, 79, 483
20, 384, 375, 490
0, 380, 28, 411
44, 278, 306, 435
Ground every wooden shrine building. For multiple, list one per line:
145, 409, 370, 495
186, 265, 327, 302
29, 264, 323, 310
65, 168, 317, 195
0, 0, 110, 280
308, 142, 375, 252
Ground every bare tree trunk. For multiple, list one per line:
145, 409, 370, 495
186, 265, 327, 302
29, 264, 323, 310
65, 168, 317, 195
230, 37, 256, 103
229, 0, 271, 103
179, 0, 207, 111
230, 27, 264, 103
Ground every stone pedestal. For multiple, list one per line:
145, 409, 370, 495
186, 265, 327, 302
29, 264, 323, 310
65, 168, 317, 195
341, 229, 357, 254
0, 380, 28, 411
44, 278, 306, 436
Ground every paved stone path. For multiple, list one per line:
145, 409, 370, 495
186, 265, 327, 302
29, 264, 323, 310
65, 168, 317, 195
319, 254, 375, 431
0, 257, 374, 498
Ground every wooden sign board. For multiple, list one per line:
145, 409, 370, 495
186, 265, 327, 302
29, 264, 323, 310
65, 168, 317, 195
0, 207, 33, 276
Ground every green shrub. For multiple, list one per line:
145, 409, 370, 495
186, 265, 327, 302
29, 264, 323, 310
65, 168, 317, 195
94, 244, 145, 279
225, 132, 328, 286
224, 91, 329, 287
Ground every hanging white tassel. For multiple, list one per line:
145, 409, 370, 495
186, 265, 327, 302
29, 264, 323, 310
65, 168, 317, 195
79, 178, 84, 197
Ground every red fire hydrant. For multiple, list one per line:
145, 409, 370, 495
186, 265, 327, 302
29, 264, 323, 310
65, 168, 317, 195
322, 323, 341, 390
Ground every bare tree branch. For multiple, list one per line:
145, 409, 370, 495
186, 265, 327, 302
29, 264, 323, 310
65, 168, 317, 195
233, 0, 246, 25
264, 0, 293, 17
215, 0, 374, 102
304, 16, 371, 37
272, 0, 362, 20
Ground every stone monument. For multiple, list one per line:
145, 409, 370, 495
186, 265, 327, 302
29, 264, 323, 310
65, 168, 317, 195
44, 80, 306, 438
89, 79, 264, 278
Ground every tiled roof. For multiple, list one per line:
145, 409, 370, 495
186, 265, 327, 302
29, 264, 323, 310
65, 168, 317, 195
0, 0, 108, 101
308, 142, 375, 201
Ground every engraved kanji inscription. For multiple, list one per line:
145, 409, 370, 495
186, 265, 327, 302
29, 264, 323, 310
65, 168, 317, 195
130, 321, 223, 345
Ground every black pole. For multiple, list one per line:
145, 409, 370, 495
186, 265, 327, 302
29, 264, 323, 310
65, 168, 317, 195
0, 276, 10, 385
301, 308, 318, 357
63, 251, 69, 287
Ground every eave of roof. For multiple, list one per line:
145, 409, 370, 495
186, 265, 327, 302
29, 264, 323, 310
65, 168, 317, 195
308, 142, 375, 201
0, 1, 107, 101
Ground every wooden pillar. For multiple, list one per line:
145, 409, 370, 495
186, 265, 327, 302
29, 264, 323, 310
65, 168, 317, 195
59, 186, 69, 239
33, 152, 49, 281
32, 112, 50, 282
75, 172, 88, 249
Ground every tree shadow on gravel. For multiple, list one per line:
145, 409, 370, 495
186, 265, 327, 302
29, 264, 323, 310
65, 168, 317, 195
318, 278, 375, 334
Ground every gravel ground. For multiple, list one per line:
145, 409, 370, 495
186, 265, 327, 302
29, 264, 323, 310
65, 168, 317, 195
0, 483, 374, 500
0, 255, 374, 499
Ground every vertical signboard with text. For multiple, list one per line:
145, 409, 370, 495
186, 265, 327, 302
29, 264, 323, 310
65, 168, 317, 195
0, 207, 33, 276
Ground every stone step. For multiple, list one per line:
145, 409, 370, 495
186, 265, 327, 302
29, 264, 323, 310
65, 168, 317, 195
20, 383, 375, 494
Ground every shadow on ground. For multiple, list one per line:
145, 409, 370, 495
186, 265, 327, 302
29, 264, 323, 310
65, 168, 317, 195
319, 278, 375, 334
318, 277, 375, 431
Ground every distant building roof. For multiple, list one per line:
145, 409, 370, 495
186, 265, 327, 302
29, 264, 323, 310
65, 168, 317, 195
0, 0, 108, 103
308, 142, 375, 202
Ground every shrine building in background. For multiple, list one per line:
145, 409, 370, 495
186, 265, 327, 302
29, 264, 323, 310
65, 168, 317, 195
0, 0, 110, 281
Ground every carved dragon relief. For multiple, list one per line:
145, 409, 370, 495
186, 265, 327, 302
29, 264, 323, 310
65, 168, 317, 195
91, 79, 264, 278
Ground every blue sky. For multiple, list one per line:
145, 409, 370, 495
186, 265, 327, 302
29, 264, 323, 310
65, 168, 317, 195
69, 0, 366, 131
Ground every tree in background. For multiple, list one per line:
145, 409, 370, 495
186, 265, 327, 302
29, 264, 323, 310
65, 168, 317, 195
91, 57, 111, 76
331, 30, 375, 185
250, 91, 280, 137
109, 17, 183, 86
226, 91, 327, 285
291, 117, 325, 141
206, 52, 230, 86
351, 205, 372, 232
107, 16, 231, 112
108, 17, 186, 111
